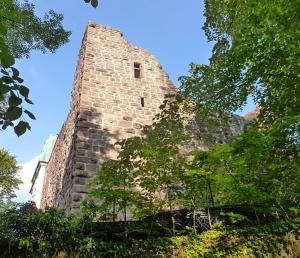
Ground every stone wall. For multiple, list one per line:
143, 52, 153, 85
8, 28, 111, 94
41, 23, 177, 212
41, 28, 89, 210
41, 22, 247, 213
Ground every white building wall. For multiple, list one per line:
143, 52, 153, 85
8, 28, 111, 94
30, 134, 57, 209
30, 162, 47, 209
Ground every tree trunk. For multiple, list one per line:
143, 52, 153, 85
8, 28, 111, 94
207, 207, 212, 229
193, 208, 196, 234
171, 215, 176, 236
169, 202, 176, 236
192, 199, 196, 234
208, 181, 214, 206
253, 207, 261, 224
148, 209, 155, 238
113, 200, 116, 222
124, 206, 128, 238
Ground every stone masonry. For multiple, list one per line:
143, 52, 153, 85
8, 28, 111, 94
40, 22, 247, 213
40, 22, 177, 212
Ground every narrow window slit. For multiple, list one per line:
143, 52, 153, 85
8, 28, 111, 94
134, 62, 141, 78
141, 97, 145, 107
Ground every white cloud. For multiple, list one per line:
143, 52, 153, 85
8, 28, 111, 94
15, 156, 39, 203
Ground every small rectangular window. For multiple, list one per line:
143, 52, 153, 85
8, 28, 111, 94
134, 62, 141, 78
141, 97, 145, 107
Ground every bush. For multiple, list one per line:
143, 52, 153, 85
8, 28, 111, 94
0, 202, 299, 257
0, 202, 88, 257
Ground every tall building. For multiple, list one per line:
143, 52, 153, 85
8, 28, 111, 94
40, 23, 177, 212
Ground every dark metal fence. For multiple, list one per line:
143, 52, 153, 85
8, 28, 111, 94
88, 205, 269, 239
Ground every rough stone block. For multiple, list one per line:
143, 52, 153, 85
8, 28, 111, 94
75, 163, 85, 170
74, 177, 86, 185
118, 121, 133, 127
72, 194, 83, 202
123, 116, 133, 121
74, 185, 88, 193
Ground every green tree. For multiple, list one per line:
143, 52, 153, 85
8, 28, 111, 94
86, 154, 142, 237
0, 0, 71, 135
137, 122, 187, 234
180, 0, 300, 124
181, 151, 217, 232
0, 10, 34, 136
177, 0, 300, 217
2, 0, 71, 59
200, 117, 300, 213
0, 149, 21, 204
85, 96, 189, 235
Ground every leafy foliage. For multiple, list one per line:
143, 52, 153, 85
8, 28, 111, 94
85, 157, 143, 237
180, 0, 300, 125
81, 1, 300, 243
166, 217, 300, 258
0, 149, 21, 204
0, 202, 299, 257
1, 0, 71, 59
0, 0, 70, 135
86, 94, 299, 233
83, 0, 99, 8
2, 0, 298, 255
0, 65, 35, 136
196, 117, 300, 210
0, 202, 86, 257
85, 95, 188, 227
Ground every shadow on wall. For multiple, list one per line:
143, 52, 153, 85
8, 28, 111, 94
56, 107, 122, 211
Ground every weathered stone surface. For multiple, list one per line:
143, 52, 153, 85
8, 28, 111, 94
74, 177, 86, 185
72, 194, 82, 202
133, 123, 143, 129
40, 23, 177, 212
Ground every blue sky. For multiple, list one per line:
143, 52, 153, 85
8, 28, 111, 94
0, 0, 254, 165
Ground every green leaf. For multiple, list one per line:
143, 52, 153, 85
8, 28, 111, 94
0, 49, 15, 68
24, 98, 34, 104
19, 86, 29, 98
8, 95, 22, 107
2, 123, 8, 130
0, 84, 11, 94
1, 69, 9, 76
2, 76, 14, 84
11, 67, 20, 77
24, 110, 36, 120
0, 22, 7, 35
15, 77, 24, 83
5, 106, 22, 121
2, 121, 14, 130
91, 0, 98, 8
14, 121, 31, 137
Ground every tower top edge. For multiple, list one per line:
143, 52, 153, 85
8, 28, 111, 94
87, 21, 123, 35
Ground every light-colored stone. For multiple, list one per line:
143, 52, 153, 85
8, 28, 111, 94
40, 23, 177, 212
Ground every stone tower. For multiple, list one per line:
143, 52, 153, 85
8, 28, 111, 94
41, 23, 177, 212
